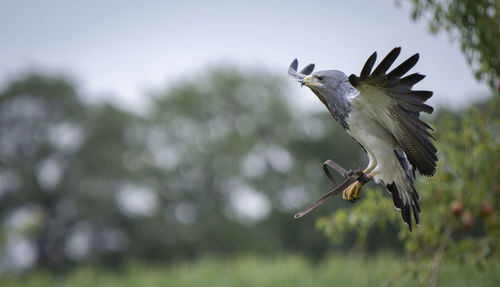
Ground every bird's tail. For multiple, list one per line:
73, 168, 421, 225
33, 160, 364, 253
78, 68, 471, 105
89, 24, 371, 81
385, 149, 421, 231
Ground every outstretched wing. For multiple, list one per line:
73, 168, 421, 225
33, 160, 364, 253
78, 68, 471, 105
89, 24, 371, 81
288, 59, 315, 81
348, 47, 438, 177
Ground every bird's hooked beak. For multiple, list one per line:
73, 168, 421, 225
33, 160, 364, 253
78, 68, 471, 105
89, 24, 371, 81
301, 75, 322, 87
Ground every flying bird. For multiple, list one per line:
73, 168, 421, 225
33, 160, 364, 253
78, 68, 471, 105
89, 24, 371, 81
288, 47, 437, 231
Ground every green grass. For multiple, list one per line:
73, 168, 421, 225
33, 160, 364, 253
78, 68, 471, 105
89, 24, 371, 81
1, 254, 499, 287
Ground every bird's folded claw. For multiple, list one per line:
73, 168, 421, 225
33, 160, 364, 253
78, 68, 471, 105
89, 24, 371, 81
342, 181, 363, 202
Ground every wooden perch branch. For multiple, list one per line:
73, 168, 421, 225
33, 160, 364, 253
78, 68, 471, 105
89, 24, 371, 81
294, 159, 372, 219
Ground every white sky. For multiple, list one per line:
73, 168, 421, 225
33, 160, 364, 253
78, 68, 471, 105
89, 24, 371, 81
0, 0, 491, 113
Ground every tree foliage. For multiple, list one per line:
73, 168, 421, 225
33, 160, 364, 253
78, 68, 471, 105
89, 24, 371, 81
406, 0, 500, 88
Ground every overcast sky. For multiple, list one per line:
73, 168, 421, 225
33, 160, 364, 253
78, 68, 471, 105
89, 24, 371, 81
0, 0, 491, 113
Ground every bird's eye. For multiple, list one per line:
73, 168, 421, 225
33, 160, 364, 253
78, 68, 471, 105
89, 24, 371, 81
316, 76, 324, 81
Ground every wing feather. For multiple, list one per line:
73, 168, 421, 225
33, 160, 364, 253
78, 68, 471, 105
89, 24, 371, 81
371, 47, 400, 76
387, 53, 419, 78
360, 52, 377, 81
288, 59, 315, 81
394, 91, 433, 104
400, 73, 426, 88
348, 48, 437, 177
300, 64, 315, 75
397, 101, 433, 114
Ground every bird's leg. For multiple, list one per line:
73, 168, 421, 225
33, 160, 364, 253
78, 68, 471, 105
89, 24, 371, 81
363, 167, 374, 174
362, 156, 377, 175
342, 168, 376, 202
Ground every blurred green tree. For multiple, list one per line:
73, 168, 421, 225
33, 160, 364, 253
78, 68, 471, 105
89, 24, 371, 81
0, 75, 143, 269
0, 69, 366, 271
404, 0, 500, 88
0, 75, 87, 268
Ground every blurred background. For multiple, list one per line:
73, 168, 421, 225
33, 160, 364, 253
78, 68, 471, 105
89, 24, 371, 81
0, 0, 499, 286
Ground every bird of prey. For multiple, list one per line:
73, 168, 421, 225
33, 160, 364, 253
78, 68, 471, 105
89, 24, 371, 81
288, 47, 437, 231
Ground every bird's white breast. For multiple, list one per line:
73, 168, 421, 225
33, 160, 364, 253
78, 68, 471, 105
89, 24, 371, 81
346, 97, 400, 185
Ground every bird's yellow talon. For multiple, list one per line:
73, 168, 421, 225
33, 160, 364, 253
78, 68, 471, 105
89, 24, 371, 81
348, 184, 354, 201
342, 187, 348, 200
353, 182, 362, 199
343, 181, 363, 202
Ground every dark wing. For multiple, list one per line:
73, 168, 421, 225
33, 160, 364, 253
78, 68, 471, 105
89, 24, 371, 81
348, 47, 438, 176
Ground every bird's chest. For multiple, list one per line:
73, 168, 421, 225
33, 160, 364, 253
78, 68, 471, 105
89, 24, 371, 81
345, 103, 393, 149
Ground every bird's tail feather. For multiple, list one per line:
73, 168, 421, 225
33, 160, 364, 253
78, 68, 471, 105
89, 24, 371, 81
385, 149, 421, 231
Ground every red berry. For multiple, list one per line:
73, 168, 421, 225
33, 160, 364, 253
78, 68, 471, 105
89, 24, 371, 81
480, 201, 493, 217
451, 200, 464, 216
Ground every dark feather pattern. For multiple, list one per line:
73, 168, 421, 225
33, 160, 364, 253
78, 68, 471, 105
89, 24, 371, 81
387, 53, 419, 78
395, 91, 433, 104
400, 73, 426, 88
348, 47, 438, 177
395, 109, 437, 176
392, 149, 421, 230
371, 47, 400, 76
348, 74, 360, 87
360, 52, 377, 81
386, 183, 402, 209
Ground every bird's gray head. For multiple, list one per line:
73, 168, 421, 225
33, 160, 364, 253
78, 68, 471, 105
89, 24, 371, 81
288, 59, 356, 128
288, 59, 357, 103
301, 70, 351, 98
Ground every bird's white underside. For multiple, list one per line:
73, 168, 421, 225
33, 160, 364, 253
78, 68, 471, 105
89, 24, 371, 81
346, 85, 412, 205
